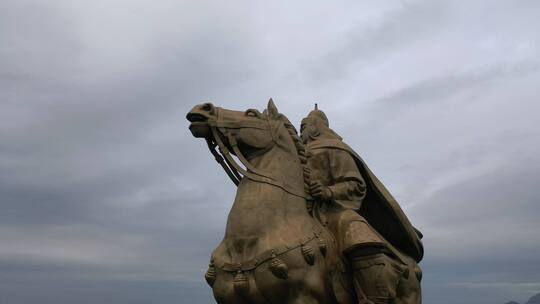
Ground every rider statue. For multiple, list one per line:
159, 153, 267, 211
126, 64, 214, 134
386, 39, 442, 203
301, 105, 424, 304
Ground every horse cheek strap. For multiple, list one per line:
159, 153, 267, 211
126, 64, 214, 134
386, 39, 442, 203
207, 129, 241, 186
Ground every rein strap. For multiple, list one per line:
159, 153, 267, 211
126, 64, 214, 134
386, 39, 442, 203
210, 126, 307, 199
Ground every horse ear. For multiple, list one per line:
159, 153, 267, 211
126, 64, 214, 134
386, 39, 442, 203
267, 98, 279, 118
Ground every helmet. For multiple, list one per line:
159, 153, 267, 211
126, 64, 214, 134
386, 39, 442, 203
302, 104, 328, 127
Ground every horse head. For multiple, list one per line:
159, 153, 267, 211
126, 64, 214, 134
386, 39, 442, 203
187, 99, 306, 196
187, 99, 281, 156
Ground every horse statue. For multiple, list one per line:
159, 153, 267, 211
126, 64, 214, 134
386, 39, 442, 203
186, 99, 421, 304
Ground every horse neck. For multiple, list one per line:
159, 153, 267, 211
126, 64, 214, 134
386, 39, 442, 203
249, 144, 305, 195
225, 145, 314, 243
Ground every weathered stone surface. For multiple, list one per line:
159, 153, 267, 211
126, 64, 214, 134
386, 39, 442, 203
186, 100, 423, 304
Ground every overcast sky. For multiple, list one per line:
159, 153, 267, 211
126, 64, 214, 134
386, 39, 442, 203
1, 1, 540, 303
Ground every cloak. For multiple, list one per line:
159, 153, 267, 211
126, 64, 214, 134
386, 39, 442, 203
307, 139, 424, 262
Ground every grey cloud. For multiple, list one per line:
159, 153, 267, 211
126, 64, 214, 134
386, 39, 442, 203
308, 1, 452, 81
375, 62, 540, 108
2, 1, 540, 304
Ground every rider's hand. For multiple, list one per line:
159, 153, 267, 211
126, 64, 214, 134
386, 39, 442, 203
309, 181, 333, 202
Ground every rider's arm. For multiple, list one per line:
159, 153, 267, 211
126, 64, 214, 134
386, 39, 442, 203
327, 149, 366, 209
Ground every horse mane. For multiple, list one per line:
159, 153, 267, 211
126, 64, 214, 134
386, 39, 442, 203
278, 115, 311, 196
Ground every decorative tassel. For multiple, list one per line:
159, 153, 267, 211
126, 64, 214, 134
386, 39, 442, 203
269, 252, 288, 279
317, 237, 327, 256
205, 259, 216, 287
301, 244, 315, 265
233, 270, 249, 295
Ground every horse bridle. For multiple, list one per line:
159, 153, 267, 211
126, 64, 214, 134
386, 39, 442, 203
204, 107, 308, 199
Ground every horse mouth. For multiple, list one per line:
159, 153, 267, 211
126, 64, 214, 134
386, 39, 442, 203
186, 112, 208, 123
187, 112, 212, 138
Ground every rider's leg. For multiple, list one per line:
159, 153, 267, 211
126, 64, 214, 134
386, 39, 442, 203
395, 262, 422, 304
347, 248, 404, 304
334, 212, 401, 304
325, 209, 410, 303
290, 294, 320, 304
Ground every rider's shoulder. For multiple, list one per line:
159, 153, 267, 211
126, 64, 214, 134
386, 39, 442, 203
308, 139, 353, 154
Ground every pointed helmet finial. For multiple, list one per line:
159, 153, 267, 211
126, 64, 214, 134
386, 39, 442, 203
303, 102, 328, 127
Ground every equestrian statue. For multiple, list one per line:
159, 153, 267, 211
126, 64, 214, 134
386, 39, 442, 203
186, 99, 423, 304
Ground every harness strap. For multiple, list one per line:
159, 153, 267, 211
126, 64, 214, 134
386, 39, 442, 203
227, 134, 276, 181
215, 228, 323, 272
220, 145, 244, 182
211, 127, 308, 199
206, 138, 241, 186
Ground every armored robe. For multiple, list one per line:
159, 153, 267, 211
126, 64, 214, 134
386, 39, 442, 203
305, 141, 373, 251
302, 108, 423, 304
306, 138, 423, 261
